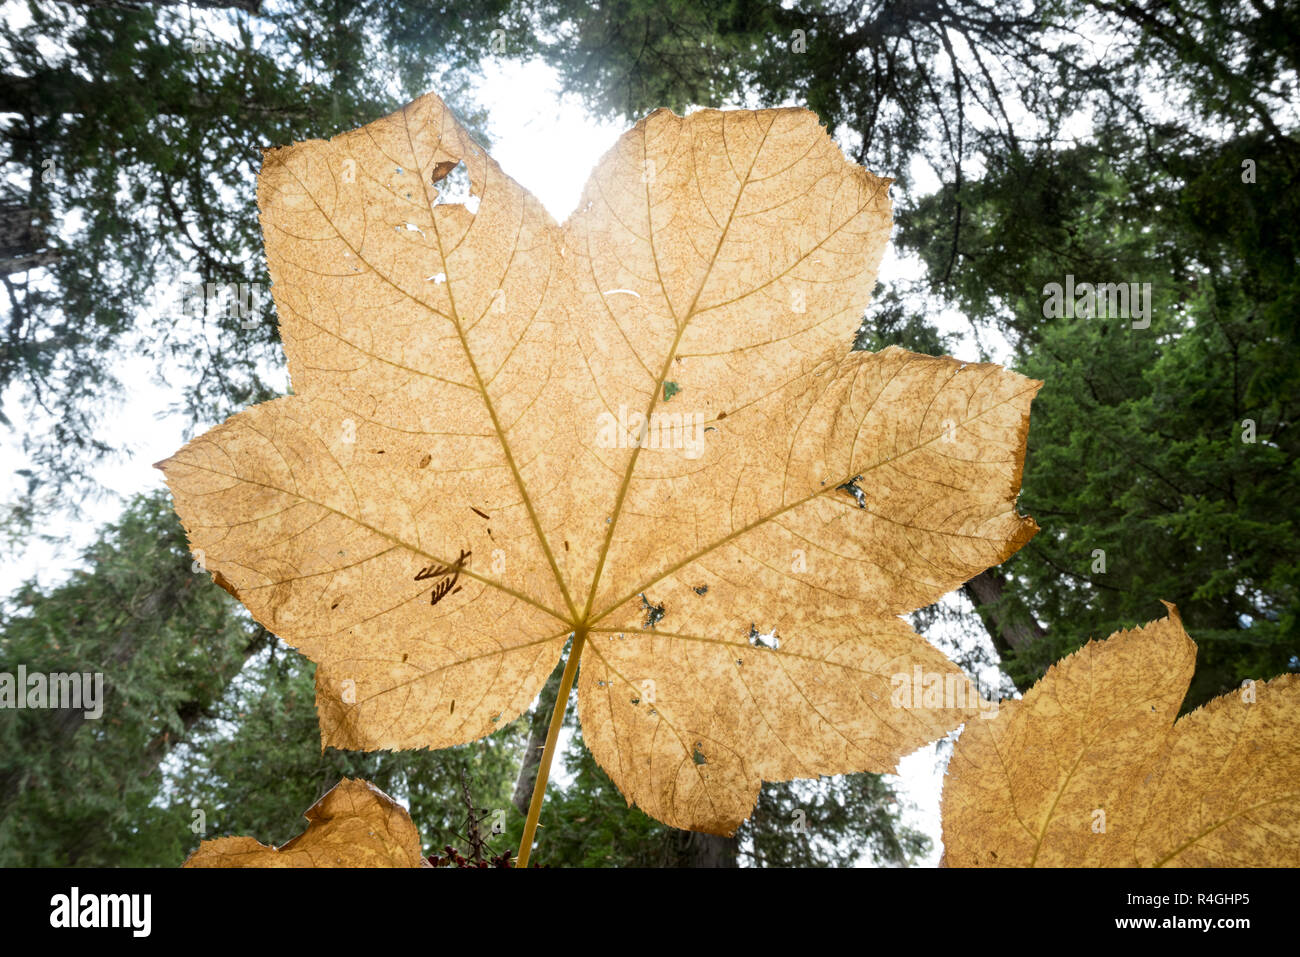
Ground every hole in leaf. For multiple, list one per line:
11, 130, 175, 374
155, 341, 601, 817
431, 160, 479, 212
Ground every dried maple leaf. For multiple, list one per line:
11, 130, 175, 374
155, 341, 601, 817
183, 778, 426, 867
159, 91, 1040, 836
942, 604, 1300, 867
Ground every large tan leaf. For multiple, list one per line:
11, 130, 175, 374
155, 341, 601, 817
159, 91, 1039, 834
942, 605, 1300, 866
183, 778, 426, 867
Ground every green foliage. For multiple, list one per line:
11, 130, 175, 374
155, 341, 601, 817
524, 721, 929, 867
0, 491, 265, 865
854, 286, 960, 357
166, 648, 528, 860
526, 0, 1088, 182
744, 771, 930, 868
899, 133, 1300, 705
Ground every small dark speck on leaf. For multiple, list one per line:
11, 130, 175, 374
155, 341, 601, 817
449, 699, 455, 714
837, 475, 867, 508
417, 453, 432, 468
663, 381, 681, 401
693, 585, 708, 596
631, 697, 640, 705
470, 505, 490, 520
692, 744, 707, 765
640, 593, 666, 629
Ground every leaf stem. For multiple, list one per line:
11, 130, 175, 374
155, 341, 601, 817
516, 627, 586, 867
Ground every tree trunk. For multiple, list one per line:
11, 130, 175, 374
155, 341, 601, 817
961, 569, 1046, 693
0, 204, 54, 277
666, 830, 740, 867
511, 659, 565, 817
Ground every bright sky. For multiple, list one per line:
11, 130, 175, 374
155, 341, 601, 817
1, 52, 1010, 867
